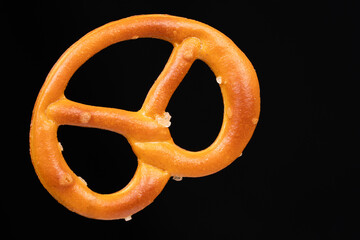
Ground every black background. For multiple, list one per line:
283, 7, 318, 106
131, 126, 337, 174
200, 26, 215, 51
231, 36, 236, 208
4, 0, 359, 239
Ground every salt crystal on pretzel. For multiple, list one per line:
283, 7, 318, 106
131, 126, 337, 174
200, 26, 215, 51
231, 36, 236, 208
155, 112, 172, 128
78, 176, 87, 186
172, 176, 183, 181
58, 142, 63, 151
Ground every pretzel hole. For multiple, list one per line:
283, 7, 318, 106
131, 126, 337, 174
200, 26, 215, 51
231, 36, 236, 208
57, 126, 137, 194
167, 60, 223, 151
65, 38, 172, 111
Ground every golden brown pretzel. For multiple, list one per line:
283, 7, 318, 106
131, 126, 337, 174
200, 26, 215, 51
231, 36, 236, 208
29, 14, 260, 220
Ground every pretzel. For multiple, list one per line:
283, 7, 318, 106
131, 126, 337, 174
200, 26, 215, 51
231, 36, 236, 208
29, 14, 260, 220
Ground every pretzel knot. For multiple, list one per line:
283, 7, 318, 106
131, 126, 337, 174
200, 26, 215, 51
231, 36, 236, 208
29, 15, 260, 220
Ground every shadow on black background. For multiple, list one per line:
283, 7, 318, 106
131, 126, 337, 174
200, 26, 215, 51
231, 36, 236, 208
4, 0, 359, 239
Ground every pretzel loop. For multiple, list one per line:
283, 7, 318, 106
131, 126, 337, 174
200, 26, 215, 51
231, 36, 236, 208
30, 15, 260, 220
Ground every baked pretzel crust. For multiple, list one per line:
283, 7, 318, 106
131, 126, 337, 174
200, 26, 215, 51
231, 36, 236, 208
30, 14, 260, 220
